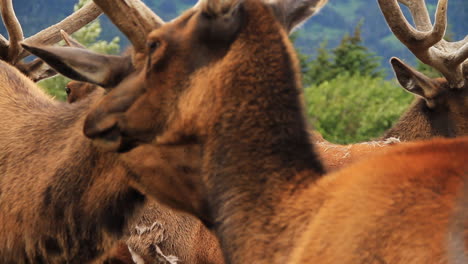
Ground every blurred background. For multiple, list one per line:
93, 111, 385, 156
1, 0, 466, 143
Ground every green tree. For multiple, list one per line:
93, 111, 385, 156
38, 0, 120, 101
302, 22, 384, 86
331, 22, 384, 79
303, 40, 333, 86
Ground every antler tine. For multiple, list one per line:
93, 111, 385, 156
60, 30, 86, 49
92, 0, 165, 54
452, 41, 468, 64
0, 34, 8, 48
19, 1, 102, 60
377, 0, 446, 50
0, 0, 24, 64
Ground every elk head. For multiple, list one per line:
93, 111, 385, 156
65, 80, 100, 103
379, 0, 468, 139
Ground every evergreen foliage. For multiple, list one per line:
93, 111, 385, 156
302, 23, 384, 86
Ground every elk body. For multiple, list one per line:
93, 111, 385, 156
48, 0, 467, 263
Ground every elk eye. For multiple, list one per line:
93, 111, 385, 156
147, 40, 161, 54
65, 87, 71, 95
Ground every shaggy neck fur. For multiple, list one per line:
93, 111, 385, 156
0, 61, 145, 263
197, 2, 324, 263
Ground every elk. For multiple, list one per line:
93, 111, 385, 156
379, 0, 468, 140
35, 0, 465, 263
0, 0, 329, 263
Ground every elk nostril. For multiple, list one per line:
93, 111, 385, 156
84, 122, 118, 140
84, 120, 124, 152
97, 125, 121, 143
83, 115, 120, 140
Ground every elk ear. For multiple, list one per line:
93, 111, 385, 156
267, 0, 328, 33
21, 43, 133, 88
391, 57, 441, 101
198, 0, 244, 43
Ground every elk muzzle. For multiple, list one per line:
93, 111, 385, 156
84, 73, 147, 152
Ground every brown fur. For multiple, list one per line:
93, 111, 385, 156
447, 174, 468, 264
0, 61, 223, 263
289, 138, 468, 263
80, 0, 468, 263
93, 200, 224, 264
99, 242, 134, 264
126, 202, 223, 264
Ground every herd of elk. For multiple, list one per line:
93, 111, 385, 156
0, 0, 335, 263
0, 2, 226, 264
30, 0, 465, 263
0, 0, 466, 263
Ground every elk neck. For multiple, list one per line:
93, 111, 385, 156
194, 4, 325, 262
382, 98, 457, 141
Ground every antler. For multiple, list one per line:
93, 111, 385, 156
19, 1, 102, 60
0, 0, 23, 64
377, 0, 468, 88
0, 0, 102, 64
0, 0, 102, 82
92, 0, 165, 54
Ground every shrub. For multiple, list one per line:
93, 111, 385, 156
305, 73, 413, 144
